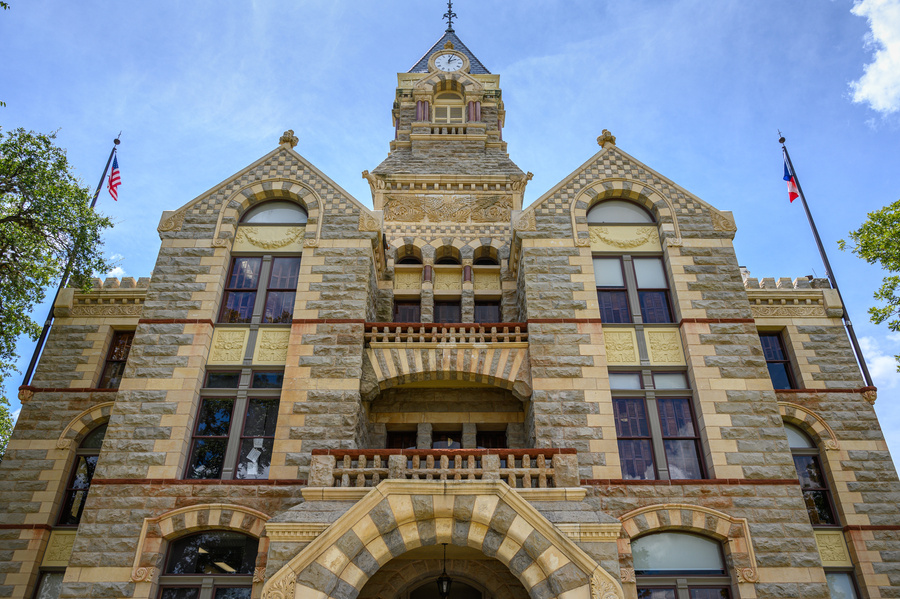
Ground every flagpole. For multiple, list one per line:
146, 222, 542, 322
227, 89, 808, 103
20, 135, 121, 389
779, 135, 874, 388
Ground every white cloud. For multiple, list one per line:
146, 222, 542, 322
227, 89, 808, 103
107, 266, 127, 278
12, 408, 20, 424
849, 0, 900, 114
858, 334, 900, 388
109, 253, 124, 261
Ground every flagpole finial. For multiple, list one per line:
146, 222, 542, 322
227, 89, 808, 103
777, 130, 785, 144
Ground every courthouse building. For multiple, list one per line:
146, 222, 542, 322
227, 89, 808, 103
2, 22, 899, 599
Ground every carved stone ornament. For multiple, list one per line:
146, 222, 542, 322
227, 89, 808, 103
590, 226, 658, 249
253, 567, 267, 583
711, 210, 737, 232
816, 531, 850, 563
235, 226, 304, 250
647, 330, 683, 364
279, 129, 299, 148
212, 331, 247, 363
262, 574, 296, 599
303, 238, 318, 247
71, 303, 144, 317
513, 210, 536, 232
597, 129, 617, 148
735, 566, 759, 584
18, 387, 34, 404
590, 571, 619, 599
359, 212, 380, 232
862, 388, 877, 404
620, 568, 635, 583
749, 304, 826, 318
384, 194, 512, 223
509, 172, 534, 192
131, 567, 159, 583
44, 531, 76, 564
394, 271, 422, 290
158, 209, 187, 233
362, 170, 386, 190
257, 330, 290, 363
605, 331, 637, 363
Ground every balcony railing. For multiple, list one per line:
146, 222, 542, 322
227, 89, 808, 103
308, 448, 578, 489
364, 323, 527, 345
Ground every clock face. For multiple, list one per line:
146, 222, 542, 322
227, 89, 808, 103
434, 53, 464, 72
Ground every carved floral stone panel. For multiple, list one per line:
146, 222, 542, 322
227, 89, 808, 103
645, 329, 685, 365
209, 329, 249, 365
815, 530, 852, 567
604, 329, 639, 365
384, 194, 512, 223
233, 225, 305, 252
254, 329, 291, 364
42, 530, 77, 567
589, 225, 661, 252
394, 270, 423, 291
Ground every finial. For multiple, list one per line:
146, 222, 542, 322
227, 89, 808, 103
778, 129, 786, 144
443, 41, 454, 49
597, 129, 616, 148
279, 129, 298, 148
443, 0, 457, 32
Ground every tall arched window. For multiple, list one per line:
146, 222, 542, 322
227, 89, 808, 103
220, 201, 305, 324
632, 532, 730, 599
158, 531, 259, 599
784, 423, 837, 526
57, 423, 107, 527
589, 200, 672, 324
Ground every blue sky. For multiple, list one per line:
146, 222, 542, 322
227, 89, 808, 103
2, 0, 900, 459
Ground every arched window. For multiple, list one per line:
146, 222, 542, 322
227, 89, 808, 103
433, 92, 465, 125
632, 532, 730, 599
57, 424, 107, 527
158, 531, 258, 599
785, 423, 837, 526
587, 200, 654, 224
240, 200, 307, 224
590, 200, 672, 324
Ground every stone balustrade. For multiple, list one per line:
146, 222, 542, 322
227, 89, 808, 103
308, 448, 578, 489
364, 323, 527, 345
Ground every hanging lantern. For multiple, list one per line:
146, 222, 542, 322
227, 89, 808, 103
436, 543, 453, 599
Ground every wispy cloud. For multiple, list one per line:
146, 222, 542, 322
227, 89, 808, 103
107, 266, 126, 278
859, 334, 900, 388
850, 0, 900, 114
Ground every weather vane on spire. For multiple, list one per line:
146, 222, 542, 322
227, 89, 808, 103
443, 0, 457, 32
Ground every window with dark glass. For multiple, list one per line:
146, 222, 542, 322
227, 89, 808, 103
785, 423, 837, 526
386, 430, 417, 449
98, 331, 134, 389
612, 372, 704, 481
57, 424, 106, 527
474, 301, 501, 323
633, 532, 730, 599
186, 371, 281, 480
760, 332, 795, 389
476, 430, 507, 449
394, 301, 421, 323
634, 258, 672, 323
219, 257, 262, 324
262, 257, 301, 323
594, 258, 631, 323
434, 301, 461, 323
157, 532, 257, 599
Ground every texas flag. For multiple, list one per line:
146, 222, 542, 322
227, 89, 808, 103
783, 151, 799, 203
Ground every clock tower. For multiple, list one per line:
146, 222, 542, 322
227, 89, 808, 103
363, 25, 532, 265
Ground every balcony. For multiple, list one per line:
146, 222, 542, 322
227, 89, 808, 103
364, 322, 527, 345
308, 448, 578, 489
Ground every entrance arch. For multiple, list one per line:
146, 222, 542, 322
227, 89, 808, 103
261, 480, 623, 599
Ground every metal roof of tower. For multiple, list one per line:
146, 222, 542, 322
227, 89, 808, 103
407, 30, 491, 75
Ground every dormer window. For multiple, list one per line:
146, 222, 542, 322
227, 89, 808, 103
433, 92, 465, 124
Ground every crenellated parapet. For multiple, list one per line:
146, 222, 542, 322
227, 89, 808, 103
53, 277, 151, 319
742, 274, 843, 319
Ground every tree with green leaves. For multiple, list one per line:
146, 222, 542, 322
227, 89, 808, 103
840, 198, 900, 368
0, 128, 114, 439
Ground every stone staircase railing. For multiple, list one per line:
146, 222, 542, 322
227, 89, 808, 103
308, 448, 578, 489
364, 323, 527, 345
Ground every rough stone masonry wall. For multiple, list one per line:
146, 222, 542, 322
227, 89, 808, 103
780, 391, 900, 599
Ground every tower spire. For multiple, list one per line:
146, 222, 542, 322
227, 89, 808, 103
443, 0, 457, 32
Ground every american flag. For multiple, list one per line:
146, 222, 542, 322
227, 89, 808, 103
107, 154, 121, 201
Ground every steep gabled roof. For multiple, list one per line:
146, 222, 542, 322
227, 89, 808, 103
408, 30, 491, 74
